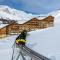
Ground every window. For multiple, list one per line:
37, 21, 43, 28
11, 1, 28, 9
49, 22, 54, 27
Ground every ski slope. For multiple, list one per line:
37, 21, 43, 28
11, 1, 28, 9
0, 22, 60, 60
0, 6, 60, 60
0, 5, 41, 22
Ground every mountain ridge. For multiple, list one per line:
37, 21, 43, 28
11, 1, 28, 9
0, 5, 39, 21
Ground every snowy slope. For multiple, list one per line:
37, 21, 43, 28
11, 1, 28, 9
0, 35, 20, 60
26, 10, 60, 60
0, 5, 40, 21
26, 12, 60, 60
0, 7, 60, 60
0, 5, 48, 24
0, 23, 60, 60
0, 24, 60, 60
48, 9, 60, 25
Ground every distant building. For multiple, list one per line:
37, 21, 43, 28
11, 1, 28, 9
0, 24, 8, 38
0, 16, 54, 38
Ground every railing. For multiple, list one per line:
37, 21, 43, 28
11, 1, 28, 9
23, 46, 50, 60
11, 44, 50, 60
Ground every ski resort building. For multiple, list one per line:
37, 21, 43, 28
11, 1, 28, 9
0, 24, 8, 38
0, 16, 54, 38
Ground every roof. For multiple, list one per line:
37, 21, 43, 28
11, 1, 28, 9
17, 17, 45, 24
0, 24, 8, 29
17, 16, 53, 24
17, 20, 29, 24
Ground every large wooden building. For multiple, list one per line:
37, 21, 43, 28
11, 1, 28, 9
0, 16, 54, 38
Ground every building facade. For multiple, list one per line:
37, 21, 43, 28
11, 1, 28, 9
0, 16, 54, 37
6, 16, 54, 35
0, 26, 7, 38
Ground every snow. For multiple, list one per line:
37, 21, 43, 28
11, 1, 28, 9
0, 24, 8, 29
0, 5, 60, 60
17, 20, 29, 24
36, 16, 48, 20
0, 5, 36, 21
48, 9, 60, 24
0, 5, 47, 24
0, 25, 60, 60
26, 11, 60, 60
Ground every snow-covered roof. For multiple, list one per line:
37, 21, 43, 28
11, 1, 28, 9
36, 15, 48, 20
17, 20, 29, 24
17, 16, 51, 24
0, 24, 8, 29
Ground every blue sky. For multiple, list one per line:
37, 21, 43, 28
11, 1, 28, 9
0, 0, 60, 14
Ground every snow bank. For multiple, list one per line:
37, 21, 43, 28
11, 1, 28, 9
26, 24, 60, 60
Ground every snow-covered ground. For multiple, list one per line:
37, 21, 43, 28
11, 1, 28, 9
0, 5, 48, 24
0, 5, 44, 22
0, 5, 60, 60
0, 5, 35, 20
0, 23, 60, 60
0, 25, 59, 60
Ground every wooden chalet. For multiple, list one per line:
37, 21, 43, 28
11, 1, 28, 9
0, 16, 54, 38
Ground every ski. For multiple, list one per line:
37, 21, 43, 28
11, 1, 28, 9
11, 42, 15, 60
20, 52, 26, 60
16, 51, 21, 60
